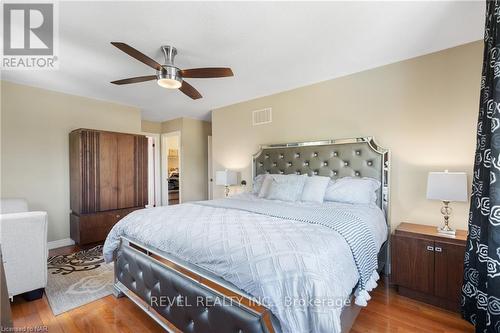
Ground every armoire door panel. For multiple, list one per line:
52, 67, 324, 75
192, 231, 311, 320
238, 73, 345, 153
434, 241, 466, 305
69, 131, 83, 213
142, 136, 148, 206
117, 134, 136, 209
135, 136, 148, 207
81, 130, 99, 213
98, 132, 118, 211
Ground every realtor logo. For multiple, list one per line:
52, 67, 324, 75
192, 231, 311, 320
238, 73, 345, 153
2, 2, 58, 69
4, 3, 53, 55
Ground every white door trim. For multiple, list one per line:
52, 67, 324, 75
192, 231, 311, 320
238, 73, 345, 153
142, 132, 161, 207
207, 135, 213, 200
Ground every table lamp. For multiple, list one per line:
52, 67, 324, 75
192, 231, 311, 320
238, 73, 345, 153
426, 170, 467, 235
216, 170, 238, 197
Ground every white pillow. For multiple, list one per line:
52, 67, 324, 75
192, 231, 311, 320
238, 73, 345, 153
301, 176, 331, 203
324, 177, 381, 205
253, 174, 266, 194
258, 174, 273, 198
263, 174, 307, 202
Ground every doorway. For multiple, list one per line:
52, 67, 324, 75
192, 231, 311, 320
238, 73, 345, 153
161, 131, 181, 205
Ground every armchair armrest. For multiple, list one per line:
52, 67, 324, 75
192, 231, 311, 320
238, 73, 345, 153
0, 211, 48, 296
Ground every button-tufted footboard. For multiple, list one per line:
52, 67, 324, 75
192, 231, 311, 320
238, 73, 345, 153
114, 238, 276, 333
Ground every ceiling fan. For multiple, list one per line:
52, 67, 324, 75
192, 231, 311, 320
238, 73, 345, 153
110, 42, 233, 100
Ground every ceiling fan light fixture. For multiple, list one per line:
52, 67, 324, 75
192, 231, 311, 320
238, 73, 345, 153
157, 66, 182, 89
157, 78, 182, 89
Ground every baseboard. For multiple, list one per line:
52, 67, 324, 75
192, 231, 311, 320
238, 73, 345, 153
47, 238, 75, 250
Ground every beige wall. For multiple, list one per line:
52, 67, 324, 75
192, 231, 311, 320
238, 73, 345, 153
1, 81, 142, 242
181, 118, 212, 202
212, 41, 483, 231
141, 120, 162, 133
158, 117, 212, 202
161, 118, 183, 133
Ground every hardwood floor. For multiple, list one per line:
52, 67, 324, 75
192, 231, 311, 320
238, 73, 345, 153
350, 282, 473, 333
8, 245, 474, 332
10, 283, 474, 333
11, 292, 163, 333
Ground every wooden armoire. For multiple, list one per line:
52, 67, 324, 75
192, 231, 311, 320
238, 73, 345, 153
69, 129, 148, 245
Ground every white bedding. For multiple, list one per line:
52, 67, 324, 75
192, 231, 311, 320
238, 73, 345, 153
103, 193, 387, 333
234, 193, 387, 248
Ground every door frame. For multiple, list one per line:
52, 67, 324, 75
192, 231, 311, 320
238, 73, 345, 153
207, 135, 213, 200
142, 132, 161, 207
161, 131, 181, 205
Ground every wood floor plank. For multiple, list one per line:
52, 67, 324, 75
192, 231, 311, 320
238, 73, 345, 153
57, 311, 82, 333
33, 296, 65, 333
69, 300, 115, 333
351, 281, 473, 333
102, 296, 160, 333
107, 296, 165, 332
18, 297, 45, 330
10, 297, 27, 328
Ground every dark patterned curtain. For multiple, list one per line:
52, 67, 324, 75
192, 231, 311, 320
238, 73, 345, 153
462, 1, 500, 332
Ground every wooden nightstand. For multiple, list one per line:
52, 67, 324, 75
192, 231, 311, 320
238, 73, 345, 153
391, 222, 467, 312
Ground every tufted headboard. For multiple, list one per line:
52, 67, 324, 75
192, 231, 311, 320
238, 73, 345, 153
253, 137, 390, 220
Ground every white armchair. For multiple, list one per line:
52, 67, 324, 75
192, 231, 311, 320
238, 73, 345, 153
0, 198, 48, 299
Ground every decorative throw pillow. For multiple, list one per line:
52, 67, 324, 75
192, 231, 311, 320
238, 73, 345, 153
265, 174, 307, 202
324, 177, 381, 205
253, 174, 267, 194
301, 176, 331, 203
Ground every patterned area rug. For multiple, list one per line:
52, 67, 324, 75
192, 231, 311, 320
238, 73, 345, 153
46, 245, 114, 315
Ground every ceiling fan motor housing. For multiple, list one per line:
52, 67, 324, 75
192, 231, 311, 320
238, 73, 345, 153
161, 45, 177, 65
157, 65, 182, 87
157, 45, 183, 88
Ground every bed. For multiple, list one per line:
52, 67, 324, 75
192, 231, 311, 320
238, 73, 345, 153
103, 137, 391, 333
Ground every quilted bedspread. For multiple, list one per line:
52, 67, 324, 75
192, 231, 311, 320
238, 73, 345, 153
103, 194, 387, 333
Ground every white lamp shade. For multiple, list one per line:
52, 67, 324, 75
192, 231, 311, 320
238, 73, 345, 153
215, 170, 238, 186
426, 171, 468, 202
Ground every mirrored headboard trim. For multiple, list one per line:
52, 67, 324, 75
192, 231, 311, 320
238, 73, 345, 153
252, 137, 391, 228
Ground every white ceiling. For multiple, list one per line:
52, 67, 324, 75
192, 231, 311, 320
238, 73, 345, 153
2, 1, 485, 122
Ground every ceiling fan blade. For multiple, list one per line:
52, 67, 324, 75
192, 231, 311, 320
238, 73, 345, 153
111, 42, 162, 71
180, 67, 233, 78
179, 81, 202, 100
111, 75, 157, 85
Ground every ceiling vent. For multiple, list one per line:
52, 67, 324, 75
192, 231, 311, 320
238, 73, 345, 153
252, 108, 272, 126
